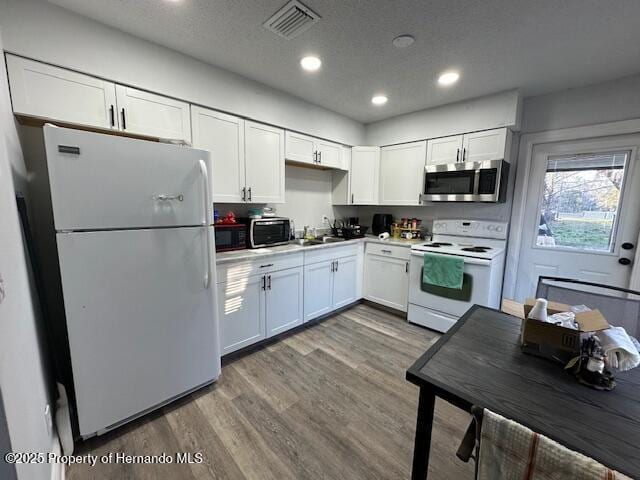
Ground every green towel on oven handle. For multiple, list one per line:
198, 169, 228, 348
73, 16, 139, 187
422, 252, 464, 290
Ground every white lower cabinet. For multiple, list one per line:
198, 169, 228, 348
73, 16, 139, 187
364, 244, 410, 312
303, 261, 335, 321
218, 264, 303, 355
332, 255, 358, 309
217, 274, 265, 355
303, 254, 359, 321
266, 266, 304, 336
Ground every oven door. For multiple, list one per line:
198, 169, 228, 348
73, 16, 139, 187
250, 219, 291, 248
408, 252, 494, 318
421, 160, 506, 202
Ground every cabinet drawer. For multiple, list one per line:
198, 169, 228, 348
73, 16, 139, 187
365, 243, 411, 260
304, 243, 360, 265
216, 252, 303, 283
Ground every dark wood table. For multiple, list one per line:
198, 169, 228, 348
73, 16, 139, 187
406, 305, 640, 480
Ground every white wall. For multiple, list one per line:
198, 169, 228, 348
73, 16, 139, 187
365, 89, 521, 146
0, 0, 365, 146
522, 72, 640, 133
0, 28, 56, 480
215, 165, 356, 232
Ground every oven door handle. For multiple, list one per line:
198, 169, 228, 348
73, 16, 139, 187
410, 251, 492, 266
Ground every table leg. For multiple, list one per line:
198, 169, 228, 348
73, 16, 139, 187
411, 387, 436, 480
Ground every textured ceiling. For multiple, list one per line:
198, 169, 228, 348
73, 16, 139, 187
46, 0, 640, 123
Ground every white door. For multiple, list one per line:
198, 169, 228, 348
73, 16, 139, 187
304, 260, 334, 321
285, 131, 316, 165
364, 255, 409, 311
57, 226, 219, 436
514, 136, 640, 301
350, 146, 380, 205
6, 55, 118, 130
426, 135, 463, 165
115, 85, 191, 141
316, 139, 343, 169
244, 120, 285, 203
379, 141, 427, 205
266, 267, 304, 336
44, 126, 210, 230
191, 107, 245, 203
217, 275, 265, 355
462, 128, 508, 163
332, 255, 358, 309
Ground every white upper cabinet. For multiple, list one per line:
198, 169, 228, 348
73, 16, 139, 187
115, 85, 191, 142
426, 135, 463, 165
316, 139, 344, 169
427, 128, 510, 165
285, 131, 316, 165
7, 55, 118, 130
191, 107, 245, 203
379, 141, 426, 206
244, 120, 285, 204
350, 146, 380, 205
462, 128, 509, 163
285, 131, 345, 170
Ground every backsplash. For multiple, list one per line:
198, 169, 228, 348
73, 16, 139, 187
214, 164, 356, 230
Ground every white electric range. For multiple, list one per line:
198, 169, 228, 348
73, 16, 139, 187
408, 219, 508, 332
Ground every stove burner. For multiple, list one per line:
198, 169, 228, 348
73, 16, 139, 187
425, 242, 453, 247
462, 247, 491, 253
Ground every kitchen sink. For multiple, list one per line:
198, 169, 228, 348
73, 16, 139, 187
292, 236, 346, 246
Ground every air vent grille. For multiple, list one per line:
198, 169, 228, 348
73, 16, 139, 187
264, 0, 320, 40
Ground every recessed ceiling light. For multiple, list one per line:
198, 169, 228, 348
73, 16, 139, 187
371, 95, 388, 105
392, 35, 415, 48
438, 71, 460, 86
300, 56, 322, 72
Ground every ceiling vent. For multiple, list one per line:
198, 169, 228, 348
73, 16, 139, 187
263, 0, 320, 40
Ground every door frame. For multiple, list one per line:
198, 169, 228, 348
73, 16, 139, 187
504, 118, 640, 299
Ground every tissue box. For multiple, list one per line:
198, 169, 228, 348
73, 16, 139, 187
501, 298, 610, 363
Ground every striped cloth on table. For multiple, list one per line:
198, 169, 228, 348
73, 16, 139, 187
477, 409, 631, 480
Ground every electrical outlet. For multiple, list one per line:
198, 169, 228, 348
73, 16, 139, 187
321, 215, 329, 225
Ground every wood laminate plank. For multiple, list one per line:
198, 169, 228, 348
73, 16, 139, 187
70, 304, 474, 480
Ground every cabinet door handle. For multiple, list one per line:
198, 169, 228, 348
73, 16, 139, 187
456, 148, 460, 162
267, 275, 272, 290
259, 263, 274, 268
262, 275, 266, 290
381, 249, 392, 254
318, 151, 322, 164
121, 108, 126, 130
351, 193, 354, 204
462, 147, 466, 161
247, 187, 252, 202
406, 262, 409, 273
335, 259, 338, 272
313, 151, 318, 163
109, 105, 115, 127
241, 187, 246, 201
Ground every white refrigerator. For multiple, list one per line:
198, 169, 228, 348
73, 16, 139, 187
44, 125, 220, 438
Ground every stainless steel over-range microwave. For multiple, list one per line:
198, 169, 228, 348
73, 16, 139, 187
420, 159, 510, 203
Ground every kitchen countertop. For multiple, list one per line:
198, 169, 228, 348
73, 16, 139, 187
215, 234, 424, 264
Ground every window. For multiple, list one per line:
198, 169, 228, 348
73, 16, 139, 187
536, 151, 629, 252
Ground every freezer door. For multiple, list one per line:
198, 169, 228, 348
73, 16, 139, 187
44, 125, 211, 230
57, 226, 219, 437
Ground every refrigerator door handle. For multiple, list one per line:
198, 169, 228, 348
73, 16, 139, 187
199, 159, 212, 289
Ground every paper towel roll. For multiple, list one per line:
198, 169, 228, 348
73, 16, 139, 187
378, 232, 390, 240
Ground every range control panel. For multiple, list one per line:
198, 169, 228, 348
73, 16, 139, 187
432, 219, 508, 239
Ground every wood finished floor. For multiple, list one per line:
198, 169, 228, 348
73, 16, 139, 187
69, 303, 474, 479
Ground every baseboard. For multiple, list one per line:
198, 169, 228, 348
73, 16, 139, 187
361, 299, 407, 319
